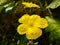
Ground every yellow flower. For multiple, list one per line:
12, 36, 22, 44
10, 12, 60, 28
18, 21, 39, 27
17, 14, 48, 39
26, 27, 42, 39
22, 2, 40, 8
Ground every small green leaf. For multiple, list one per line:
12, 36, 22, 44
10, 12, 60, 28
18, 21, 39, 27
46, 0, 60, 9
5, 1, 15, 12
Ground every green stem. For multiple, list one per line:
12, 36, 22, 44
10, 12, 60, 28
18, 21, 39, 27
39, 1, 44, 10
48, 8, 53, 18
45, 0, 53, 18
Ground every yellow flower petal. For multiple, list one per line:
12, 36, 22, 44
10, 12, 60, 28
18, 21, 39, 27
26, 27, 42, 39
30, 14, 41, 20
39, 18, 48, 28
22, 2, 40, 8
31, 15, 41, 27
17, 24, 28, 35
27, 15, 41, 27
34, 17, 48, 28
18, 14, 30, 23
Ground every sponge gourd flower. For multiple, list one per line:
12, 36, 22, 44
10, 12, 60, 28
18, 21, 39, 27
17, 14, 48, 39
22, 2, 40, 8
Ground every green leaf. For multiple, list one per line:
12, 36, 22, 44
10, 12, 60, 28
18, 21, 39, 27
4, 1, 15, 12
45, 16, 59, 32
46, 16, 60, 31
46, 0, 60, 9
45, 16, 60, 42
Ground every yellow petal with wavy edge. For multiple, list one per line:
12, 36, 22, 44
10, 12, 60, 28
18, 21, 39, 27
26, 27, 42, 39
27, 15, 41, 27
22, 2, 40, 8
39, 18, 48, 28
18, 14, 30, 23
17, 24, 28, 35
34, 17, 48, 28
30, 14, 41, 21
31, 15, 41, 27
